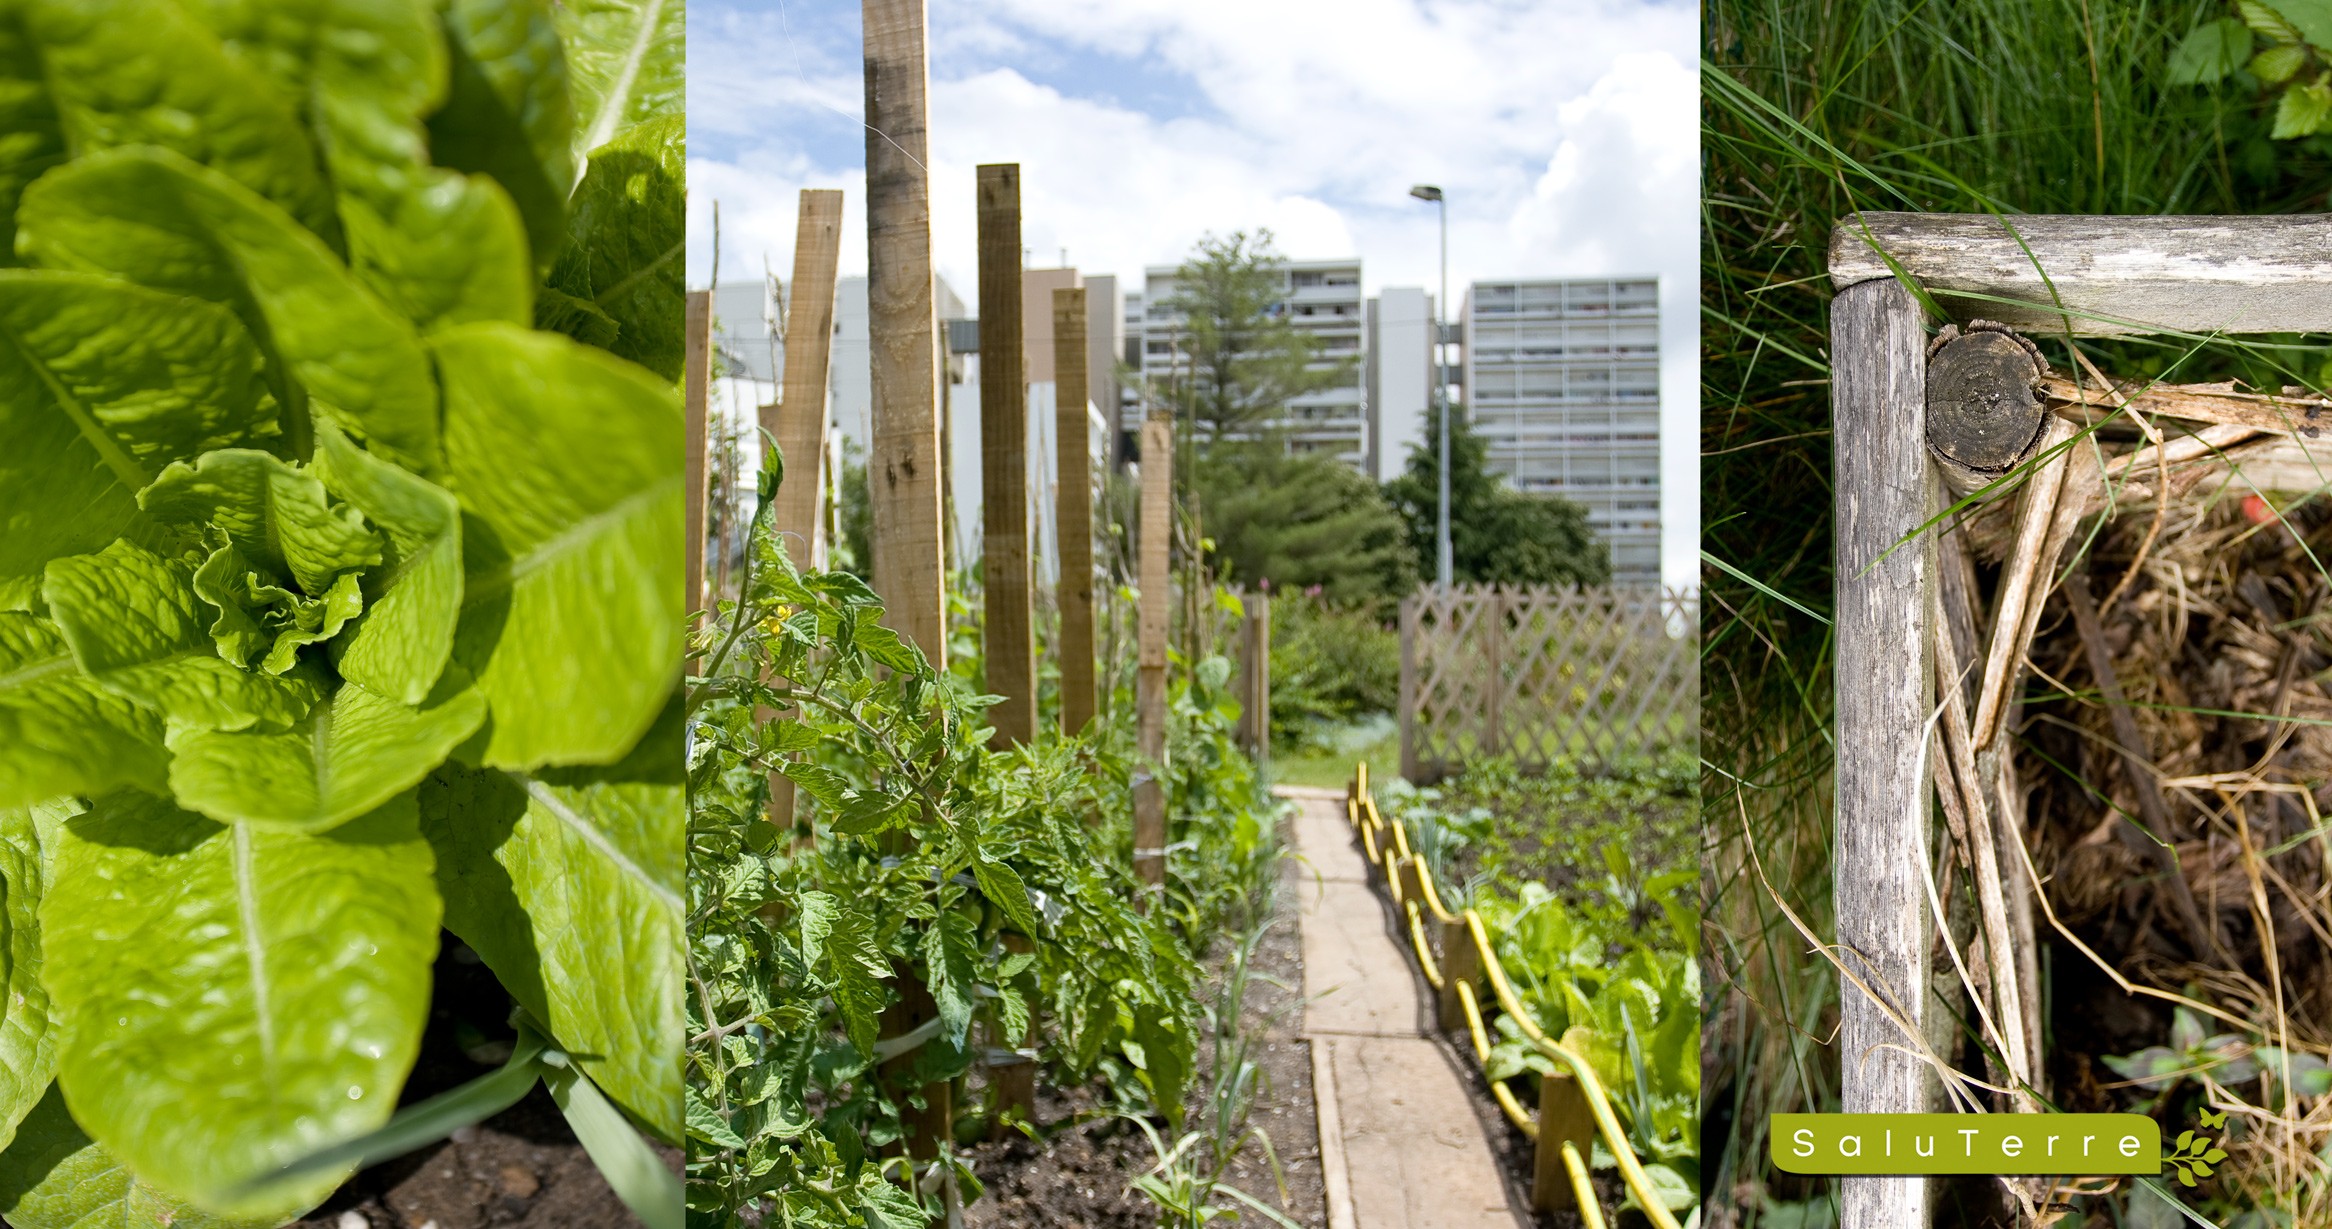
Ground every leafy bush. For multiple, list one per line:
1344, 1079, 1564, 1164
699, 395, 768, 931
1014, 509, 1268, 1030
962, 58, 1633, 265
0, 1, 682, 1221
1265, 595, 1399, 751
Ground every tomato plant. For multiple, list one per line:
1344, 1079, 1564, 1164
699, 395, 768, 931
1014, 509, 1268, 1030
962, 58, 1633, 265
0, 0, 683, 1222
686, 476, 1213, 1227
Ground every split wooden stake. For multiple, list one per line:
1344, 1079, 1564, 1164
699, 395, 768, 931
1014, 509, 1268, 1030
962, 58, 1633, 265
863, 0, 949, 1182
684, 289, 712, 629
1133, 414, 1172, 894
767, 190, 844, 830
977, 164, 1035, 748
1054, 286, 1098, 736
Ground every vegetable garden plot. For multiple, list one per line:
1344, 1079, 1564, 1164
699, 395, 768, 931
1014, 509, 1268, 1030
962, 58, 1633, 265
685, 473, 1296, 1227
0, 0, 684, 1223
1827, 212, 2332, 1227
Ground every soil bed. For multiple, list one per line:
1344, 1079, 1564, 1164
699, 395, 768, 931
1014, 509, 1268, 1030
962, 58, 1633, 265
290, 936, 679, 1229
963, 852, 1329, 1228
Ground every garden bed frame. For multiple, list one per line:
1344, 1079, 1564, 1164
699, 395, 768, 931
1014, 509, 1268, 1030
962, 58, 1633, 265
1826, 211, 2332, 1227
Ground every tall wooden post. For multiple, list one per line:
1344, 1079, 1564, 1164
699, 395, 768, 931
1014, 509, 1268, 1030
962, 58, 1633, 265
1235, 590, 1269, 761
773, 190, 845, 565
685, 290, 712, 626
1133, 414, 1172, 893
863, 0, 948, 1179
976, 164, 1035, 747
1054, 286, 1097, 735
766, 190, 844, 829
1830, 274, 1935, 1227
862, 0, 946, 668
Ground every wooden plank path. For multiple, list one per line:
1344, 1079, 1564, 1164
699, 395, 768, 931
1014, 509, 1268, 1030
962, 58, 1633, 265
1279, 786, 1524, 1229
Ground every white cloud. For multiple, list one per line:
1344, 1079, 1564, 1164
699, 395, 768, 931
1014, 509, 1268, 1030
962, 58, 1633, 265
687, 0, 1699, 587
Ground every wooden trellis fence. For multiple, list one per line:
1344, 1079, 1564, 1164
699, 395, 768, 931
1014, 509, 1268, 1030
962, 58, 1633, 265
1398, 584, 1696, 782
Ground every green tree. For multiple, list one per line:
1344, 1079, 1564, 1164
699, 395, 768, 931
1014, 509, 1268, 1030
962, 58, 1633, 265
1385, 404, 1612, 588
1151, 230, 1355, 444
1194, 441, 1417, 606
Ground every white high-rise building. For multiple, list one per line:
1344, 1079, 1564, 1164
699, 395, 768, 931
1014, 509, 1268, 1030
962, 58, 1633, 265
1364, 286, 1433, 483
1461, 278, 1662, 583
1124, 258, 1369, 466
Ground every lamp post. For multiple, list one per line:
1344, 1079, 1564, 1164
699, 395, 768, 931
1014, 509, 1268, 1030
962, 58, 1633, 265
1409, 184, 1451, 590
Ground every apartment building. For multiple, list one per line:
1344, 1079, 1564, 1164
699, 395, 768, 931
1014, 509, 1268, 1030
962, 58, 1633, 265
1461, 278, 1661, 582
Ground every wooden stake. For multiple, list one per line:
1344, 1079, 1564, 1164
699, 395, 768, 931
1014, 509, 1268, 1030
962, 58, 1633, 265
1829, 275, 1936, 1227
765, 190, 844, 830
1133, 414, 1172, 893
977, 164, 1035, 747
1529, 1072, 1594, 1212
862, 0, 946, 667
773, 189, 845, 566
863, 0, 948, 1180
1436, 916, 1476, 1032
685, 289, 712, 626
1054, 286, 1098, 735
1235, 589, 1270, 761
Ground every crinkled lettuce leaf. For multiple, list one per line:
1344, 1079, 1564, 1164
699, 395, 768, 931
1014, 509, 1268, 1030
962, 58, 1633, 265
0, 613, 167, 807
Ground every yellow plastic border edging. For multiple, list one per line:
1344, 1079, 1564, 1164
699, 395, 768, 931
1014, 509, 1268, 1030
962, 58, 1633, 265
1562, 1141, 1609, 1229
1355, 765, 1682, 1229
1467, 909, 1683, 1229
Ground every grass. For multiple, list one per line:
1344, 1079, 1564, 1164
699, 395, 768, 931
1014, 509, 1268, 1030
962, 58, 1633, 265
1705, 2, 2332, 1224
1267, 713, 1399, 790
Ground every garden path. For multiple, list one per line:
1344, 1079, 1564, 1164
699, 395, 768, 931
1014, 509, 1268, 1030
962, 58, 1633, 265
1278, 787, 1524, 1229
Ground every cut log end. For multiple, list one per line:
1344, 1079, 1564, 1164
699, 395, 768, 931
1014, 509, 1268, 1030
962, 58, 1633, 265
1926, 323, 2050, 477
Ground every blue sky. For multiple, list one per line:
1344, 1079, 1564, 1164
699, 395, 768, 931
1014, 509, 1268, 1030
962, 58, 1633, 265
687, 0, 1700, 587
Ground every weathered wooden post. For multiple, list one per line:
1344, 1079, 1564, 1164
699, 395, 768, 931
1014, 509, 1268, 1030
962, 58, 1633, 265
1483, 587, 1505, 758
684, 289, 712, 627
1133, 413, 1173, 893
1828, 265, 1937, 1229
977, 164, 1035, 747
1530, 1071, 1595, 1212
1054, 286, 1098, 735
766, 190, 844, 830
863, 0, 949, 1182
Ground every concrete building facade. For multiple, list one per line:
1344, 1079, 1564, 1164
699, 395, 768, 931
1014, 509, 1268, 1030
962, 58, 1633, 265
1364, 286, 1433, 483
1460, 277, 1661, 582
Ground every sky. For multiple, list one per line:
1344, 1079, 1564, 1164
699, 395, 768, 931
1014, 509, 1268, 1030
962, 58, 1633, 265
687, 0, 1699, 589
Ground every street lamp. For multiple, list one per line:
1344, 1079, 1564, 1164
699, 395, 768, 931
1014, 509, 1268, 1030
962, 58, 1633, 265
1409, 183, 1451, 590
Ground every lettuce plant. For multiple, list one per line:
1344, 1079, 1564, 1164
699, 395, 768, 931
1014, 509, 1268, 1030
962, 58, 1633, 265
0, 0, 683, 1222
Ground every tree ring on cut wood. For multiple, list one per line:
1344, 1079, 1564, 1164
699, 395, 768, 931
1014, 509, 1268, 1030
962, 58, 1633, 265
1925, 320, 2050, 477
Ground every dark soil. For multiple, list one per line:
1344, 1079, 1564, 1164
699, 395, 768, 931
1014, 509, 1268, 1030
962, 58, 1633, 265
961, 852, 1330, 1228
290, 935, 680, 1229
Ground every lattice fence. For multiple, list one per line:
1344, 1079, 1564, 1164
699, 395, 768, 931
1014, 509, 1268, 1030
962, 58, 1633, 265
1399, 585, 1697, 781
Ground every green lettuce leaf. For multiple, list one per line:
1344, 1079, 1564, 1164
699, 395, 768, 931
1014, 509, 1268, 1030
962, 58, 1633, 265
419, 701, 681, 1140
16, 147, 441, 472
141, 449, 382, 598
0, 1083, 286, 1229
0, 16, 65, 265
429, 0, 575, 268
0, 614, 167, 808
433, 322, 680, 768
166, 673, 486, 832
0, 0, 339, 245
314, 421, 462, 705
543, 112, 682, 380
41, 791, 439, 1218
555, 0, 682, 162
190, 545, 364, 675
0, 805, 54, 1153
40, 540, 321, 733
0, 270, 272, 609
181, 0, 533, 333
